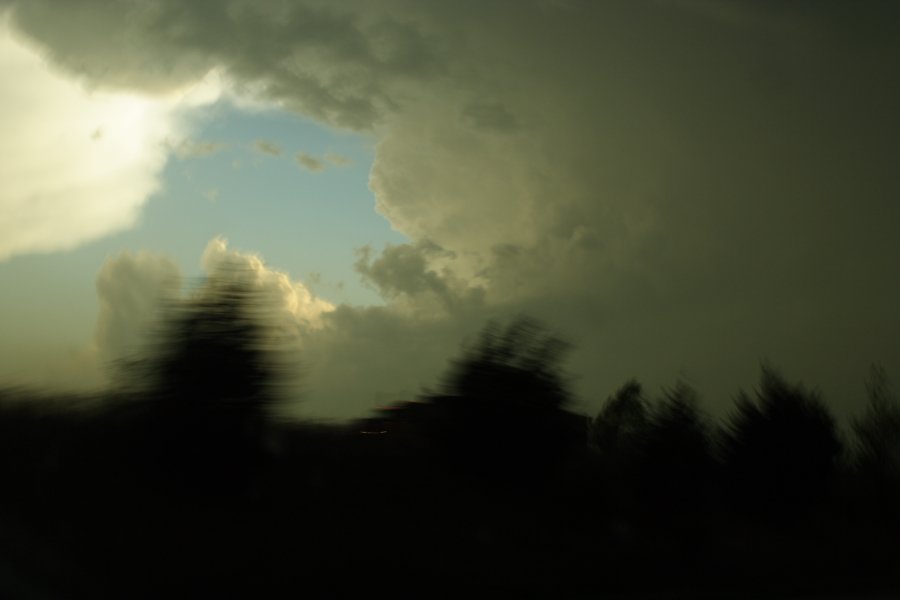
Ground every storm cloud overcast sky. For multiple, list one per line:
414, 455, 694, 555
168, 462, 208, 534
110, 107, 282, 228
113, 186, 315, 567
0, 0, 898, 420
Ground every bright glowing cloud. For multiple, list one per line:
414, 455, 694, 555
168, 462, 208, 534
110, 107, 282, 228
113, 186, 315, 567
0, 19, 223, 261
200, 237, 334, 331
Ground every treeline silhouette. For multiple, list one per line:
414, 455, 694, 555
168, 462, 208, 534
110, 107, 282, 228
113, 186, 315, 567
0, 275, 898, 598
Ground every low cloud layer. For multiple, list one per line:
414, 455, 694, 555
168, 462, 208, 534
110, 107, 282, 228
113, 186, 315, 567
3, 1, 899, 418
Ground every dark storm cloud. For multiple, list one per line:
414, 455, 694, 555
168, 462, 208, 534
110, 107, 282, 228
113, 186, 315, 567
354, 241, 484, 318
460, 102, 518, 133
7, 0, 900, 418
2, 0, 444, 128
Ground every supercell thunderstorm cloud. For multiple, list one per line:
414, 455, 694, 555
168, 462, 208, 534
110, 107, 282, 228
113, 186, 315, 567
1, 0, 899, 418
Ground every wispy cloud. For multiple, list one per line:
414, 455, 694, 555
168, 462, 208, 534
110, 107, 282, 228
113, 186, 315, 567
175, 139, 226, 158
324, 152, 353, 167
295, 151, 326, 172
254, 139, 282, 156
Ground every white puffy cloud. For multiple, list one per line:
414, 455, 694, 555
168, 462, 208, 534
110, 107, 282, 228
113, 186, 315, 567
200, 237, 334, 331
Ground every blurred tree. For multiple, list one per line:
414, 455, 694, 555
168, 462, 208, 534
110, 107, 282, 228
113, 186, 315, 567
589, 379, 649, 462
638, 382, 716, 536
586, 379, 652, 540
589, 380, 715, 540
121, 267, 286, 493
442, 318, 571, 410
851, 365, 900, 528
719, 367, 842, 522
417, 318, 584, 482
646, 383, 712, 471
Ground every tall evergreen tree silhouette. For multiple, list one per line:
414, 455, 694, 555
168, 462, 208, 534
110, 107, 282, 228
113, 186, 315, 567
720, 367, 842, 522
852, 365, 900, 530
589, 379, 649, 464
590, 380, 714, 535
639, 382, 716, 537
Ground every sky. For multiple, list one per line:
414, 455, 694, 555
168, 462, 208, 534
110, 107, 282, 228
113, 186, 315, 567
0, 0, 898, 422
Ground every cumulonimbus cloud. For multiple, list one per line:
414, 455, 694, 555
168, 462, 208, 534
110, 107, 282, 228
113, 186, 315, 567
4, 1, 899, 418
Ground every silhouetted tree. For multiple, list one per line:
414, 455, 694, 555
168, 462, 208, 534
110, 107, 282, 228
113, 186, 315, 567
418, 318, 583, 481
589, 379, 649, 462
638, 382, 716, 537
121, 269, 287, 493
580, 379, 650, 550
589, 380, 715, 543
443, 318, 571, 410
851, 365, 900, 529
719, 367, 842, 523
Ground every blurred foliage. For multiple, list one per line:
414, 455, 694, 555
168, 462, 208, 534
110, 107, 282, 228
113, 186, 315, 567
0, 313, 897, 597
719, 367, 843, 520
589, 378, 649, 460
109, 267, 291, 494
407, 318, 584, 482
440, 316, 572, 410
852, 365, 900, 526
854, 365, 900, 475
